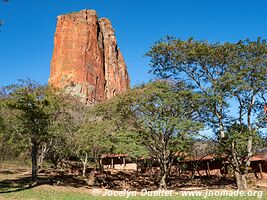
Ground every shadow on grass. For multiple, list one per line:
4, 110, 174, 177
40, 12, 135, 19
0, 174, 88, 194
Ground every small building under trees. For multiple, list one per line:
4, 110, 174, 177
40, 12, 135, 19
100, 153, 267, 179
100, 154, 137, 170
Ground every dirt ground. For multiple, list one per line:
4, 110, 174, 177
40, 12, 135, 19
0, 163, 267, 195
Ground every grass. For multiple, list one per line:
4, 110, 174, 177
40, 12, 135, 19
0, 186, 266, 200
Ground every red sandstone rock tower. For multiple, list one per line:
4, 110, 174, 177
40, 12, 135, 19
49, 10, 130, 103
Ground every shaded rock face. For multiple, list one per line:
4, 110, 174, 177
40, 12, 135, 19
49, 10, 130, 103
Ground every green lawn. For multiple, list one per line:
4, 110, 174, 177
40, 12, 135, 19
0, 186, 266, 200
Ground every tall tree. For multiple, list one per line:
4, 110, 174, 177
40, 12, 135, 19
146, 37, 267, 189
96, 81, 203, 189
130, 81, 203, 189
3, 80, 56, 181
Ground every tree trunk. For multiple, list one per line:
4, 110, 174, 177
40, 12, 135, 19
245, 95, 254, 172
38, 142, 48, 169
231, 141, 248, 190
245, 136, 253, 172
159, 172, 167, 189
191, 170, 195, 180
215, 105, 225, 139
159, 162, 170, 190
94, 151, 98, 170
235, 171, 247, 190
82, 153, 88, 178
31, 141, 38, 181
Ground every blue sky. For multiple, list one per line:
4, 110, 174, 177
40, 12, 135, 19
0, 0, 267, 87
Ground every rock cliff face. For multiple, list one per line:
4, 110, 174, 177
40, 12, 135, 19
49, 10, 130, 103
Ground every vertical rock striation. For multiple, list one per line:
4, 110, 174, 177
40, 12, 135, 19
49, 10, 130, 103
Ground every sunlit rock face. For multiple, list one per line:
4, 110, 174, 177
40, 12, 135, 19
49, 10, 130, 103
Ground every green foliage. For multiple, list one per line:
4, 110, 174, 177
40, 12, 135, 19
112, 130, 149, 159
41, 87, 81, 167
0, 95, 27, 161
91, 90, 149, 159
0, 80, 57, 179
146, 37, 267, 189
146, 37, 267, 130
70, 119, 108, 162
222, 123, 263, 163
0, 80, 86, 175
5, 80, 51, 144
93, 80, 204, 188
93, 81, 204, 160
130, 81, 203, 157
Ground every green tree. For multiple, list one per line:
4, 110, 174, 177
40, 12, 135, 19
131, 81, 203, 189
69, 120, 109, 178
43, 91, 114, 177
92, 91, 149, 160
44, 106, 74, 169
221, 123, 264, 187
146, 37, 267, 189
96, 81, 203, 189
37, 86, 76, 169
0, 90, 28, 163
2, 80, 59, 181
